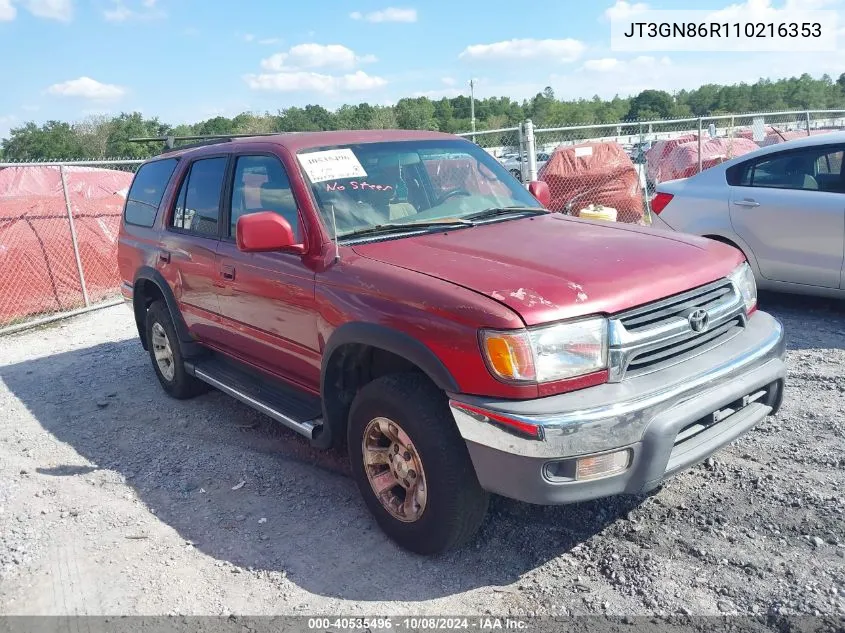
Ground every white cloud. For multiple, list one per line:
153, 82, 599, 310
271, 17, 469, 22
709, 0, 837, 20
603, 0, 649, 20
0, 0, 16, 21
459, 38, 585, 63
47, 77, 126, 100
103, 0, 165, 22
441, 77, 456, 86
547, 52, 843, 102
581, 55, 670, 72
258, 37, 280, 45
349, 7, 417, 22
22, 0, 72, 21
413, 88, 463, 99
582, 57, 622, 72
244, 70, 387, 94
260, 43, 376, 71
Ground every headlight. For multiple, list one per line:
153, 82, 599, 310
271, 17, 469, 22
481, 317, 608, 383
728, 261, 757, 314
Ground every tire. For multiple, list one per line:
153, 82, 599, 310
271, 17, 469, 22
348, 373, 490, 555
510, 169, 522, 182
144, 301, 207, 400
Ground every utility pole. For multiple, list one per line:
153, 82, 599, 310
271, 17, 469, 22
469, 78, 476, 143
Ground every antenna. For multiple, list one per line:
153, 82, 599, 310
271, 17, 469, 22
329, 203, 340, 263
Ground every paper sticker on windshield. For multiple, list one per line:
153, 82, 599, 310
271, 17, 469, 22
574, 146, 593, 158
298, 149, 367, 183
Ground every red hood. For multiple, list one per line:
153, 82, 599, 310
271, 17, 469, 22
352, 214, 744, 326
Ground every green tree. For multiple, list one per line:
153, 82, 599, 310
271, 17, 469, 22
368, 106, 398, 129
395, 97, 437, 130
1, 121, 84, 160
627, 90, 675, 120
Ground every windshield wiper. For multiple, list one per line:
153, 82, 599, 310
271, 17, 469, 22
340, 219, 474, 240
462, 206, 548, 222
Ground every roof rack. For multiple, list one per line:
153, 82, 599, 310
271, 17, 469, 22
160, 137, 235, 152
128, 132, 286, 152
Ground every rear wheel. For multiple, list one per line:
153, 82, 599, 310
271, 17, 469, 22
145, 301, 207, 399
348, 373, 489, 555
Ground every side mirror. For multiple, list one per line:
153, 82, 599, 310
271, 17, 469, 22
236, 211, 305, 254
528, 180, 551, 208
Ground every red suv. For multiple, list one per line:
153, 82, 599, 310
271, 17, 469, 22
118, 130, 786, 554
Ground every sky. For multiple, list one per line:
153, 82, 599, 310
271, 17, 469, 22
0, 0, 843, 139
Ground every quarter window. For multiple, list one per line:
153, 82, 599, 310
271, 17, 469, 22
124, 158, 178, 227
171, 157, 228, 236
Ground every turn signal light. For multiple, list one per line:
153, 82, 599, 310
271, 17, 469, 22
575, 449, 631, 481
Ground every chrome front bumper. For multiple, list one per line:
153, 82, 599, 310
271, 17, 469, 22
448, 310, 786, 504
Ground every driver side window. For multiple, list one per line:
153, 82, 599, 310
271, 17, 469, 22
230, 155, 300, 240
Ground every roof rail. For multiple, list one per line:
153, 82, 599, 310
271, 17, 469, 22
158, 137, 235, 153
128, 131, 286, 151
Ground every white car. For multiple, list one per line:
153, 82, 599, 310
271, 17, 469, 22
652, 132, 845, 297
502, 152, 550, 182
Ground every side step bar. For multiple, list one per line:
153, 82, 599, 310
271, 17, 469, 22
185, 358, 323, 441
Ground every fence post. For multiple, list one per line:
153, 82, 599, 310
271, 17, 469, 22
517, 123, 526, 182
524, 118, 538, 183
806, 110, 812, 135
60, 165, 90, 308
697, 117, 703, 174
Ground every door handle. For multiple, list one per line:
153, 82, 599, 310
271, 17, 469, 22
159, 250, 171, 263
733, 199, 760, 208
220, 264, 235, 281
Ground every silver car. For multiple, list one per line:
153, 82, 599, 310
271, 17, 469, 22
652, 132, 845, 297
502, 152, 550, 182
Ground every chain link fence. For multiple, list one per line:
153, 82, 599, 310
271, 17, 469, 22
3, 110, 844, 332
460, 109, 845, 226
0, 159, 142, 334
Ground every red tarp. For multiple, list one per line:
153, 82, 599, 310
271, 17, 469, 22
660, 137, 760, 181
760, 129, 836, 147
0, 166, 133, 325
538, 142, 645, 224
644, 134, 698, 185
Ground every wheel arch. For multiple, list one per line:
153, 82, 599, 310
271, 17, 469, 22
317, 323, 460, 449
702, 232, 763, 278
132, 267, 200, 355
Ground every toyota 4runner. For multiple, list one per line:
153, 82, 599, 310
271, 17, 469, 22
118, 130, 786, 555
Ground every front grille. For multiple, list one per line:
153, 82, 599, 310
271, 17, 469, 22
618, 280, 736, 332
625, 316, 744, 377
609, 278, 746, 381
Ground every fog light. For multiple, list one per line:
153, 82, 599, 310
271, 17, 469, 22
575, 449, 631, 481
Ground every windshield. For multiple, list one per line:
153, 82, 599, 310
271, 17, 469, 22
297, 139, 542, 238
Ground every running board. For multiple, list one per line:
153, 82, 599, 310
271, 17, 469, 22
185, 357, 323, 441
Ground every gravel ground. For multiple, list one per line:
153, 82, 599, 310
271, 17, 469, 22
0, 293, 843, 618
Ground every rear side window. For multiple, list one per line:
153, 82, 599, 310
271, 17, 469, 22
170, 157, 228, 237
124, 158, 178, 227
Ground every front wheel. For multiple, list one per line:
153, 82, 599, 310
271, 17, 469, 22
348, 373, 489, 555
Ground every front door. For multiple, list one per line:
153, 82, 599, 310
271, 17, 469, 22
213, 153, 320, 391
729, 144, 845, 288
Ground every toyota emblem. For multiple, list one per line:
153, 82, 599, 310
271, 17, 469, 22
688, 308, 710, 333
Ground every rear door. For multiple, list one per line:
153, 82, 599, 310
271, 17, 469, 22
728, 144, 845, 288
213, 152, 320, 390
159, 155, 229, 339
